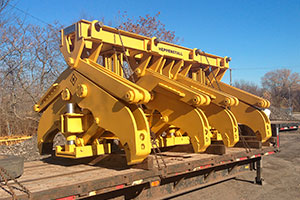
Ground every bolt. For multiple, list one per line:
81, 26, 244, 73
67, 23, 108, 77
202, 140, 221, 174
193, 96, 202, 105
76, 84, 88, 98
125, 91, 134, 102
223, 98, 231, 106
140, 133, 145, 141
95, 117, 100, 125
154, 38, 161, 46
160, 116, 169, 123
68, 57, 74, 65
95, 21, 104, 32
135, 68, 142, 76
61, 89, 71, 101
195, 49, 202, 56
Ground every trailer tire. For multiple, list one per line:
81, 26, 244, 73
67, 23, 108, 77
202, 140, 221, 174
0, 155, 24, 181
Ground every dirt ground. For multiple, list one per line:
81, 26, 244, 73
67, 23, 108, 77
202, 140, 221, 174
172, 131, 300, 200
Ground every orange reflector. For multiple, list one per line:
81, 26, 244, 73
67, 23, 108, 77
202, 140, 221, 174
116, 184, 124, 189
56, 196, 76, 200
239, 157, 247, 161
150, 180, 160, 187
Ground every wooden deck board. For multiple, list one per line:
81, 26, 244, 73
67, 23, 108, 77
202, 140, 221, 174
0, 146, 274, 199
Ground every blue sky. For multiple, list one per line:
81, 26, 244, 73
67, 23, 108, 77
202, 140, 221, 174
10, 0, 300, 85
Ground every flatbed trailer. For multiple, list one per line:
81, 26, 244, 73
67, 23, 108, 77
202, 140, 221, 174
271, 120, 300, 132
270, 120, 300, 148
0, 145, 277, 200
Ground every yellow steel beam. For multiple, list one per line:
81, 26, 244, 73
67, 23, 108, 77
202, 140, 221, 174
60, 20, 230, 70
219, 82, 270, 108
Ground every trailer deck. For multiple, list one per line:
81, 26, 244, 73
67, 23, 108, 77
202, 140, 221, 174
0, 146, 276, 200
271, 120, 300, 132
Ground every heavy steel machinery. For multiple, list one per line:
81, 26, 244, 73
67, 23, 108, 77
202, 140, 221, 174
34, 20, 272, 165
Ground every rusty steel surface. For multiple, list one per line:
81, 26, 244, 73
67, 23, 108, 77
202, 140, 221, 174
0, 146, 275, 200
0, 166, 31, 200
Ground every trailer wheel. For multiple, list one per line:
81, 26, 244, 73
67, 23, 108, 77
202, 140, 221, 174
0, 155, 24, 181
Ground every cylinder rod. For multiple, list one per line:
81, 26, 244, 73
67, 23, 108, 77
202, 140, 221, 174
66, 103, 74, 113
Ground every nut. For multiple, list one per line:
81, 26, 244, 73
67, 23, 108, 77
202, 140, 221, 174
61, 89, 71, 101
140, 133, 145, 141
76, 84, 88, 98
160, 116, 169, 123
95, 117, 100, 125
124, 90, 134, 102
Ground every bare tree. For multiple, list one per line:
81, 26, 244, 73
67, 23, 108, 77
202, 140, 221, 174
0, 0, 9, 14
234, 79, 262, 97
0, 11, 64, 136
261, 69, 300, 110
117, 11, 180, 44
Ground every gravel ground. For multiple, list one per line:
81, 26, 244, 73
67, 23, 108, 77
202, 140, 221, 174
0, 135, 44, 161
173, 131, 300, 200
269, 106, 297, 121
0, 133, 66, 161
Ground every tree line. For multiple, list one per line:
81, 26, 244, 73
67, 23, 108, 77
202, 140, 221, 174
234, 69, 300, 112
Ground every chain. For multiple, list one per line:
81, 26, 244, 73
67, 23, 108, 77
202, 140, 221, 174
0, 167, 31, 200
204, 70, 215, 89
201, 50, 222, 91
0, 167, 16, 199
150, 132, 167, 170
115, 28, 135, 82
238, 126, 251, 153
